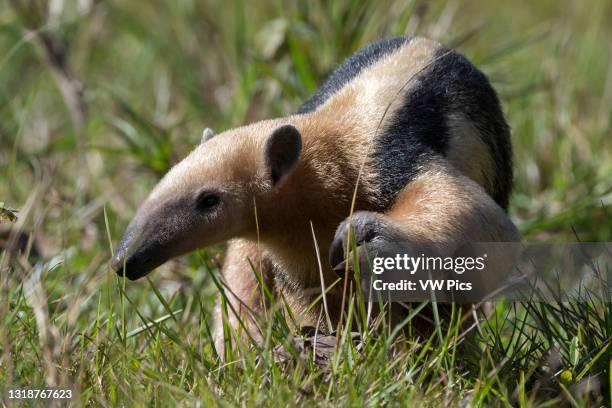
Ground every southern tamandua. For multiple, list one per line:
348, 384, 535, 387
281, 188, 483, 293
111, 37, 520, 350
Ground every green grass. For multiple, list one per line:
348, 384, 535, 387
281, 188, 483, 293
1, 0, 611, 406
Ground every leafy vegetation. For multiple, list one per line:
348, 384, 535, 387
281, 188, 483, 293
0, 0, 610, 406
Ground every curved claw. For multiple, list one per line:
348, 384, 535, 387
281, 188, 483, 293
329, 211, 385, 276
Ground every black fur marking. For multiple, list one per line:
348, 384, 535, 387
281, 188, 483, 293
264, 125, 303, 185
372, 45, 512, 209
297, 37, 410, 114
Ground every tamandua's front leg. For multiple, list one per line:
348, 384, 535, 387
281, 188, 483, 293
212, 239, 274, 356
329, 159, 520, 271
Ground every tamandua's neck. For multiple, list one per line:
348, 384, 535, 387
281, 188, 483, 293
252, 113, 373, 289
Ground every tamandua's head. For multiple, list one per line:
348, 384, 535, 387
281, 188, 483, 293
111, 121, 302, 280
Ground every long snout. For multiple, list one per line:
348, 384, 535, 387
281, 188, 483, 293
110, 198, 204, 280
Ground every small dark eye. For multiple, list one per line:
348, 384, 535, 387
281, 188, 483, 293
196, 193, 220, 211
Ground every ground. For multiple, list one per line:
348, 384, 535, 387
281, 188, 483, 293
0, 0, 611, 406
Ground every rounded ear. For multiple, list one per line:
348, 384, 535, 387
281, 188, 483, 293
264, 124, 302, 185
201, 128, 215, 144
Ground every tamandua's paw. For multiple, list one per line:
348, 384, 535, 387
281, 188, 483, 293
329, 211, 407, 276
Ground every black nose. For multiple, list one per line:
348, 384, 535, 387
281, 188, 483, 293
110, 232, 157, 280
111, 248, 156, 281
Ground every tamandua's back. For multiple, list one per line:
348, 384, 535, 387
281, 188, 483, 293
298, 37, 513, 212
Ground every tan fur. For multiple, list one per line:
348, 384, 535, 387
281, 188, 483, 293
386, 158, 518, 243
306, 38, 444, 203
214, 155, 518, 342
445, 113, 496, 195
212, 239, 273, 353
117, 38, 518, 351
208, 39, 516, 341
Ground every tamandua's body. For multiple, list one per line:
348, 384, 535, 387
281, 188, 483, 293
111, 37, 519, 351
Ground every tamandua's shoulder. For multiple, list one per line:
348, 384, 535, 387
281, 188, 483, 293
297, 36, 513, 211
297, 37, 458, 115
297, 37, 417, 114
